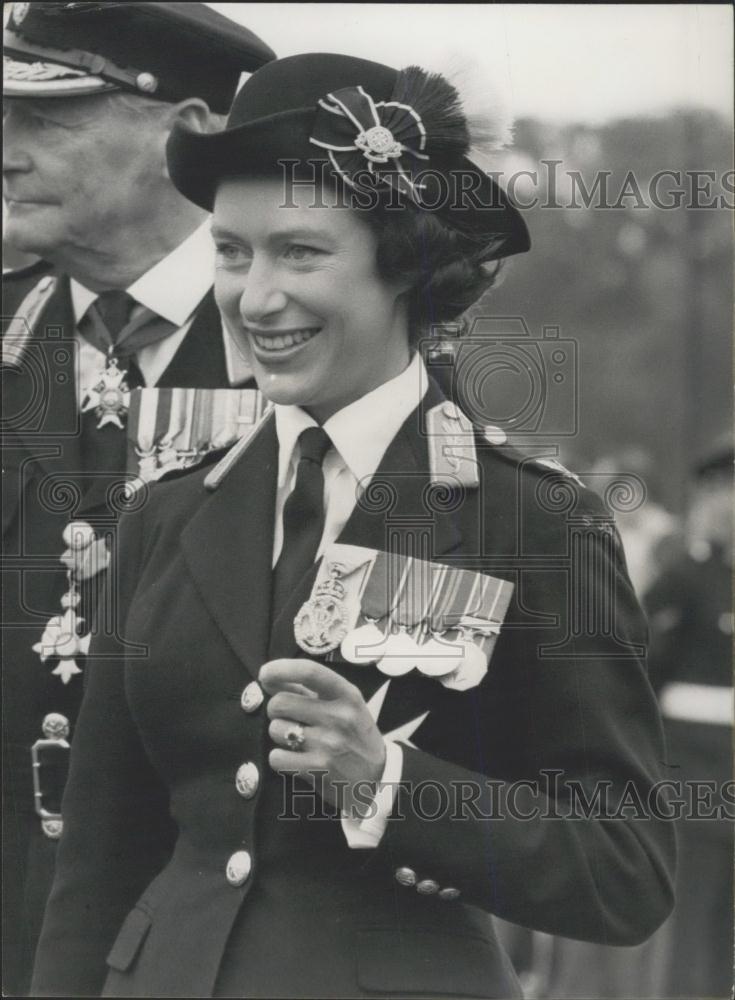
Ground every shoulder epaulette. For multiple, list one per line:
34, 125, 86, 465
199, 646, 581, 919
204, 407, 274, 491
476, 424, 587, 488
527, 456, 587, 488
2, 273, 59, 368
425, 400, 480, 488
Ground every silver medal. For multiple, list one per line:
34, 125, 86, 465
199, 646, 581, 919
81, 355, 131, 429
376, 626, 422, 677
294, 562, 349, 656
340, 619, 387, 664
416, 633, 461, 677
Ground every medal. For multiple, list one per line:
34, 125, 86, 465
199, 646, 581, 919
416, 631, 461, 677
81, 352, 131, 429
376, 625, 423, 677
340, 618, 387, 664
294, 562, 349, 656
440, 626, 492, 691
374, 558, 424, 676
339, 548, 392, 665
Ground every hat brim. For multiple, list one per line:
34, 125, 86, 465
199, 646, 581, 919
3, 54, 117, 98
167, 115, 530, 260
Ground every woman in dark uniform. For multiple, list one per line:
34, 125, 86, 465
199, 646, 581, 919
32, 53, 675, 998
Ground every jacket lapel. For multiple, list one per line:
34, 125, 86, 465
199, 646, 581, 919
180, 414, 277, 678
339, 377, 463, 559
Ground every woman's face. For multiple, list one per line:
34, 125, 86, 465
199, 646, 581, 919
213, 177, 411, 422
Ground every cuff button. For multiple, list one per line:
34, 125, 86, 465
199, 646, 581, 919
394, 867, 417, 887
438, 887, 461, 901
416, 879, 439, 895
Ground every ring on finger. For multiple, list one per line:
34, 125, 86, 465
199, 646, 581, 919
283, 722, 306, 752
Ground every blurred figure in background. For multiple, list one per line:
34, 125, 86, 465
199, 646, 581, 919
643, 433, 733, 998
517, 434, 733, 999
587, 446, 683, 599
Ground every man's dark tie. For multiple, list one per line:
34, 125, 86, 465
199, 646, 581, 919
93, 289, 136, 343
80, 290, 144, 388
81, 290, 179, 388
270, 426, 332, 625
78, 291, 141, 473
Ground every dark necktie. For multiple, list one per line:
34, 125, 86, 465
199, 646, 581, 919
93, 289, 136, 342
270, 426, 332, 625
80, 290, 144, 388
78, 292, 141, 474
81, 290, 179, 389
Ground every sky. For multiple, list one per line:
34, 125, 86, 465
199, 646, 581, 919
209, 3, 733, 123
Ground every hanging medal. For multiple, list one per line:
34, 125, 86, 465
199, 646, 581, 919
294, 561, 350, 656
377, 557, 425, 677
132, 389, 159, 481
340, 617, 388, 664
438, 573, 495, 690
157, 388, 193, 472
340, 549, 392, 665
81, 348, 132, 429
439, 626, 489, 691
32, 571, 90, 685
414, 563, 463, 677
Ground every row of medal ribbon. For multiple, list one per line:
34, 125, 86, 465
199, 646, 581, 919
293, 546, 514, 691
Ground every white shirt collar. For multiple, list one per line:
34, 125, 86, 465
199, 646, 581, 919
274, 352, 428, 489
69, 221, 213, 326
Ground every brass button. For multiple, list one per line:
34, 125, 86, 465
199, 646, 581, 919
235, 762, 259, 799
416, 879, 439, 895
240, 682, 264, 713
394, 867, 417, 887
438, 887, 461, 901
226, 850, 252, 887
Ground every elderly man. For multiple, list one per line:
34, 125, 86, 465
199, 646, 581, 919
1, 3, 274, 993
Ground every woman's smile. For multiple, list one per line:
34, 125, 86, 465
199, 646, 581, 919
213, 177, 411, 422
248, 325, 322, 359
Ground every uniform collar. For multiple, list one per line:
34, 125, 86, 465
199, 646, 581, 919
69, 221, 213, 326
274, 352, 428, 489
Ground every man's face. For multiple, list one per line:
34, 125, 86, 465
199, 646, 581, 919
213, 177, 410, 423
3, 94, 168, 259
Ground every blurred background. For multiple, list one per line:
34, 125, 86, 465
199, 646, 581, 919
3, 6, 733, 996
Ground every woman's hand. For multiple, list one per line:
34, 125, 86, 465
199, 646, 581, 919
260, 658, 386, 814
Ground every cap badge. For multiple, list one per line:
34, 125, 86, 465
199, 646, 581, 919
3, 57, 88, 82
355, 125, 402, 162
310, 84, 429, 203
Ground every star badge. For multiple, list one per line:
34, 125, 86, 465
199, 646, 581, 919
81, 356, 131, 429
32, 609, 91, 685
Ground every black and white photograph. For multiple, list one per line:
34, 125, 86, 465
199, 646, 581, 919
2, 3, 733, 998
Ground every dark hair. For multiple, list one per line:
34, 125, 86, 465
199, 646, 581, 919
362, 202, 504, 343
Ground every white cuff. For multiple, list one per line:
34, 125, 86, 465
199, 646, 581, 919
340, 740, 404, 849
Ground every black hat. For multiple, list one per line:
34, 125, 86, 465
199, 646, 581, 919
167, 53, 530, 261
3, 2, 275, 113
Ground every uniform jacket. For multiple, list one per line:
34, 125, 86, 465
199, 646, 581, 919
32, 381, 676, 998
1, 260, 241, 995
